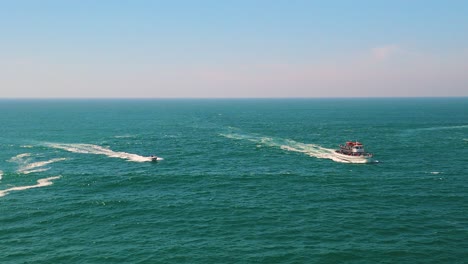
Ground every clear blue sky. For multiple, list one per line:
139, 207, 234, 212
1, 0, 467, 98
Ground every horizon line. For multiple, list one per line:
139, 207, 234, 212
0, 96, 467, 100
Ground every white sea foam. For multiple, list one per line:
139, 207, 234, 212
8, 153, 66, 174
221, 132, 369, 164
0, 170, 3, 181
18, 158, 67, 174
114, 134, 136, 139
45, 143, 153, 162
415, 125, 468, 131
21, 168, 50, 174
0, 176, 61, 198
9, 153, 32, 162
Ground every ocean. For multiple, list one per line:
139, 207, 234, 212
0, 98, 467, 263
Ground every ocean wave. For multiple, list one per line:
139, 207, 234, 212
0, 170, 3, 181
221, 132, 367, 164
44, 143, 154, 162
0, 176, 61, 198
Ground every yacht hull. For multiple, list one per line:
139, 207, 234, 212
334, 151, 373, 163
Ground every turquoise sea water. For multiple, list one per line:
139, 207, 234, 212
0, 98, 467, 263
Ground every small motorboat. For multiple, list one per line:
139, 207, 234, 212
335, 141, 373, 163
149, 155, 163, 162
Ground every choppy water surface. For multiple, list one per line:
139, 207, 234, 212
1, 98, 467, 263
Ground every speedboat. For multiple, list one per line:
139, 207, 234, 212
335, 141, 373, 163
149, 155, 163, 162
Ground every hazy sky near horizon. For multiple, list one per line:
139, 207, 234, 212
1, 0, 467, 98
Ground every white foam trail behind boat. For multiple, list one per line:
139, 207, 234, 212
114, 134, 136, 138
8, 153, 66, 174
416, 124, 468, 131
221, 132, 364, 163
45, 143, 153, 162
9, 153, 32, 162
0, 176, 61, 197
18, 158, 67, 174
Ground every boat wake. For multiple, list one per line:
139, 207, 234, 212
0, 176, 61, 198
19, 158, 67, 174
9, 153, 66, 174
44, 143, 154, 162
221, 132, 369, 163
410, 124, 468, 132
9, 153, 32, 162
114, 134, 137, 139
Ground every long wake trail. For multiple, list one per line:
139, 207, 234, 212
44, 143, 153, 162
9, 153, 66, 174
0, 176, 61, 197
221, 132, 357, 163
